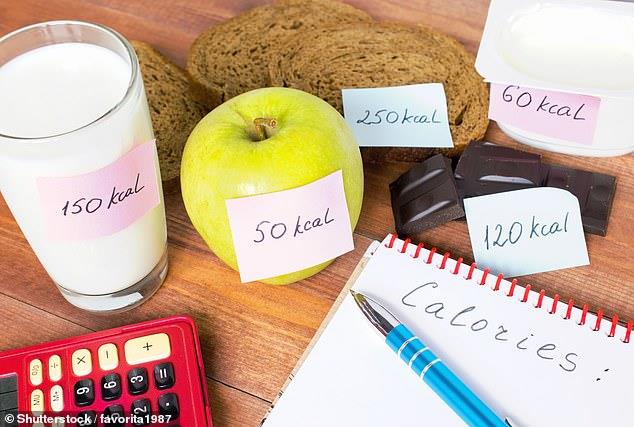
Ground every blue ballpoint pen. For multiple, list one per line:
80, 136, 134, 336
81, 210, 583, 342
351, 290, 516, 427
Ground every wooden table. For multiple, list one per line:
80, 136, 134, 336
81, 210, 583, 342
0, 1, 632, 425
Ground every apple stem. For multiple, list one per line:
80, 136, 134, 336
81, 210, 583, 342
252, 117, 278, 141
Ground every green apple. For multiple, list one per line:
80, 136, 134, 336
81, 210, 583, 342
181, 87, 364, 285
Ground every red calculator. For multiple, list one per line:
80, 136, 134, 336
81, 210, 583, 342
0, 316, 213, 426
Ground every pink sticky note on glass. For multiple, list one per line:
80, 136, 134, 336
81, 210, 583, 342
489, 84, 601, 145
225, 170, 354, 283
38, 139, 161, 241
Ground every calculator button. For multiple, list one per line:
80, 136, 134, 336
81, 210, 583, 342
124, 333, 171, 365
0, 389, 17, 412
30, 389, 44, 414
101, 373, 122, 401
131, 399, 151, 426
154, 362, 175, 389
50, 385, 64, 412
158, 393, 179, 420
76, 410, 97, 427
103, 404, 125, 427
29, 359, 43, 386
74, 379, 95, 407
72, 349, 92, 376
127, 368, 149, 395
98, 343, 119, 371
49, 355, 63, 382
1, 409, 18, 427
0, 375, 17, 394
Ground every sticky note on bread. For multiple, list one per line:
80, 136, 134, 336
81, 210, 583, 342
269, 22, 489, 161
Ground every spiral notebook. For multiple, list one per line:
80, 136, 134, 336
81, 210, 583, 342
262, 235, 633, 427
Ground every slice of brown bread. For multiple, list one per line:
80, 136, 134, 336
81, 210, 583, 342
186, 0, 372, 108
268, 22, 489, 161
132, 40, 209, 192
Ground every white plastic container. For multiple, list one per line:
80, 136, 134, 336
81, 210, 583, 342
476, 0, 634, 156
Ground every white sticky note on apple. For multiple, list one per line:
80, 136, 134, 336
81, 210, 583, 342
341, 83, 454, 148
464, 187, 589, 277
225, 170, 354, 283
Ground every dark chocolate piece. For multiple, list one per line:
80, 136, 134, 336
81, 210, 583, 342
454, 141, 543, 200
390, 154, 465, 235
542, 165, 616, 236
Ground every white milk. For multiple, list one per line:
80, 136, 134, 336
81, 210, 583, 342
0, 42, 167, 295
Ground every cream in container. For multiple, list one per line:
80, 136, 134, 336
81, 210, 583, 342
476, 0, 634, 157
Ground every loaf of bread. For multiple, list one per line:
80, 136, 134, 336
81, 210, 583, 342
186, 0, 372, 108
268, 22, 489, 161
132, 40, 209, 192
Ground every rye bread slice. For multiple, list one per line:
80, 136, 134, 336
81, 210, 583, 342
186, 0, 371, 108
268, 22, 489, 161
132, 40, 209, 192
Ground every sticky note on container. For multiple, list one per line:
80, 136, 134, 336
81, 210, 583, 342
464, 187, 589, 277
341, 83, 454, 148
489, 84, 601, 145
225, 170, 354, 283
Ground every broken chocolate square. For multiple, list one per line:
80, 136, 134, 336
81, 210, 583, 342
542, 165, 616, 236
390, 154, 465, 235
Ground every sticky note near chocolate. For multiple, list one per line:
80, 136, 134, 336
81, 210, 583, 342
488, 84, 601, 145
464, 187, 589, 277
341, 83, 453, 148
225, 171, 354, 282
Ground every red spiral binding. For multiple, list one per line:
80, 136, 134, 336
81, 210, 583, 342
565, 299, 574, 320
550, 294, 560, 314
386, 234, 631, 344
507, 279, 517, 297
624, 321, 632, 343
521, 285, 532, 303
579, 304, 589, 325
493, 274, 503, 292
439, 252, 450, 269
479, 268, 490, 286
609, 315, 619, 337
413, 243, 424, 259
426, 247, 437, 264
536, 289, 546, 308
466, 263, 477, 280
453, 258, 463, 275
400, 238, 411, 253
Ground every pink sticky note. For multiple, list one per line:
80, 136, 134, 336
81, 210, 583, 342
38, 139, 161, 241
225, 170, 354, 283
489, 84, 601, 145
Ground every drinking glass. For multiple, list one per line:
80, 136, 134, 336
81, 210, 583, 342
0, 21, 168, 312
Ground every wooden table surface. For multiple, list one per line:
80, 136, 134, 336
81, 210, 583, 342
0, 1, 632, 425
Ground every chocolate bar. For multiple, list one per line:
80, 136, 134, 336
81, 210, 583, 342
454, 141, 543, 199
455, 141, 616, 236
390, 154, 464, 235
542, 165, 616, 236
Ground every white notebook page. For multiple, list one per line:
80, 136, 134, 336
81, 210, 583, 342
263, 236, 633, 427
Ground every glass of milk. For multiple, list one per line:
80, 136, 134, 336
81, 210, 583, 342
0, 21, 168, 312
